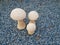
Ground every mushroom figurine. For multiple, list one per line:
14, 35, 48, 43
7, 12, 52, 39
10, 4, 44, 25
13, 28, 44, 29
10, 8, 26, 30
26, 11, 39, 35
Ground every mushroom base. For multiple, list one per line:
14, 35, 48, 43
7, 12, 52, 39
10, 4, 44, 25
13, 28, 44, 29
28, 30, 35, 35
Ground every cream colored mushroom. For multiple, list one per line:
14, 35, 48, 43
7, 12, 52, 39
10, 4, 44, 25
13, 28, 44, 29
28, 11, 39, 21
26, 11, 39, 35
26, 23, 36, 35
10, 8, 26, 30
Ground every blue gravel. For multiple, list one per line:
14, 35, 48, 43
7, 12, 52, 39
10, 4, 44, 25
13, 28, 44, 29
0, 0, 60, 45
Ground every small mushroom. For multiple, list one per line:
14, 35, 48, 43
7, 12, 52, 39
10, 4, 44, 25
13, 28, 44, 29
10, 8, 26, 30
27, 23, 36, 35
26, 11, 39, 35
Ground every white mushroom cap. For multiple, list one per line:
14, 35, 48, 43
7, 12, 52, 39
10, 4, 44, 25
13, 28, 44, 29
26, 23, 36, 35
28, 11, 39, 20
10, 8, 26, 20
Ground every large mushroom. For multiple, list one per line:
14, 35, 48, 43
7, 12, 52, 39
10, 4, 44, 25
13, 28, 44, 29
10, 8, 26, 30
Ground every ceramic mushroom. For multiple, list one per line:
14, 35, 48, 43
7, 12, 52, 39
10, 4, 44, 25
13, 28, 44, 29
26, 11, 39, 35
10, 8, 26, 30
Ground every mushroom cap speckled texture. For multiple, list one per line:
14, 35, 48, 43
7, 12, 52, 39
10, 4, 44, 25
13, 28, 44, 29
28, 11, 39, 20
10, 8, 26, 20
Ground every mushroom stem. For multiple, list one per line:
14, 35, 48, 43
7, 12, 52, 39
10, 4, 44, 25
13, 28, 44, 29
17, 20, 26, 30
30, 20, 35, 23
26, 23, 36, 35
26, 20, 36, 35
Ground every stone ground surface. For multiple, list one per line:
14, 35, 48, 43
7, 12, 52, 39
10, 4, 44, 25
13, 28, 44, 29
0, 0, 60, 45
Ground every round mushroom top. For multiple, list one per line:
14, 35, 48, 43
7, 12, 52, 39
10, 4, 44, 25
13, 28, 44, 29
10, 8, 26, 20
28, 11, 39, 20
26, 23, 36, 31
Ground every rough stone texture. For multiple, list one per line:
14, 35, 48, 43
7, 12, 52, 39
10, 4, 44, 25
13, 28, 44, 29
0, 0, 60, 45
